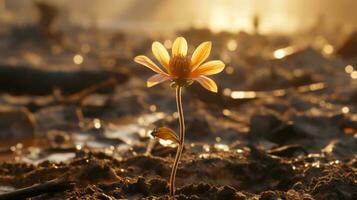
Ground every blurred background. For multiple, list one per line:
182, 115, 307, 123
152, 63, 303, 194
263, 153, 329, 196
2, 0, 357, 35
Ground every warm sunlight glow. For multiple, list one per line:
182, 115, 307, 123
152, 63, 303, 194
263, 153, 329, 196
322, 44, 334, 55
341, 106, 350, 114
273, 46, 296, 59
231, 91, 257, 99
351, 71, 357, 79
226, 40, 237, 51
73, 54, 84, 65
345, 65, 354, 74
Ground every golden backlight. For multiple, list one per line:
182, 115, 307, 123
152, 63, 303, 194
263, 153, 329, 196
2, 0, 357, 34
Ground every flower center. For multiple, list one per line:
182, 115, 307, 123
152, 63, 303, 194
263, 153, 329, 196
169, 55, 191, 79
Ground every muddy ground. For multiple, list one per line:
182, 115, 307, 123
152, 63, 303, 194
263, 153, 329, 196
0, 14, 356, 199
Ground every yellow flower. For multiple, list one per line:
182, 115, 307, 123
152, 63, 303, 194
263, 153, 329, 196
134, 37, 225, 92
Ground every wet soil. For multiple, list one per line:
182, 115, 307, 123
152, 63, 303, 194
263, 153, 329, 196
0, 143, 356, 199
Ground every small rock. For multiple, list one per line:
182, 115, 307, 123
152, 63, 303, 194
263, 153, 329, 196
259, 191, 278, 200
249, 111, 283, 140
149, 178, 168, 195
47, 129, 70, 146
127, 177, 149, 196
96, 193, 113, 200
337, 31, 357, 58
0, 106, 35, 140
217, 185, 238, 200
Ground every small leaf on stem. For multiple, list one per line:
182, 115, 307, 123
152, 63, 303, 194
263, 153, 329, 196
151, 127, 179, 144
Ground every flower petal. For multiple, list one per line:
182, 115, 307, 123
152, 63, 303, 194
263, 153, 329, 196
190, 41, 212, 71
191, 60, 225, 77
134, 55, 166, 75
151, 127, 179, 143
172, 37, 188, 57
152, 42, 170, 71
147, 74, 171, 87
194, 76, 218, 93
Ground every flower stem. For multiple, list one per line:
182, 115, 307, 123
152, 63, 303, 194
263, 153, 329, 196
169, 86, 185, 197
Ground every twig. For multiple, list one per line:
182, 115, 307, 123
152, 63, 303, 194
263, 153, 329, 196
0, 177, 72, 200
55, 78, 116, 130
58, 78, 117, 104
